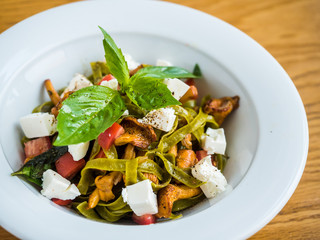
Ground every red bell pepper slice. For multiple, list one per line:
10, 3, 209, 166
98, 122, 124, 151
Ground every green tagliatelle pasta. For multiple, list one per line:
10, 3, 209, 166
125, 158, 138, 186
156, 153, 204, 188
77, 158, 128, 194
75, 202, 107, 222
172, 193, 205, 212
157, 109, 208, 152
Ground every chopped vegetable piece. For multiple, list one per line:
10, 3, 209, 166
52, 198, 72, 206
95, 149, 106, 159
196, 150, 208, 161
132, 213, 156, 225
97, 74, 114, 85
24, 137, 52, 158
55, 152, 86, 180
185, 78, 195, 86
98, 122, 125, 150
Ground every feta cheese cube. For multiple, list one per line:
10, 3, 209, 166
122, 180, 158, 216
191, 156, 216, 182
41, 169, 80, 200
20, 112, 57, 138
68, 141, 90, 161
156, 59, 172, 66
138, 108, 176, 132
124, 54, 140, 71
163, 78, 190, 100
201, 128, 227, 155
61, 73, 92, 97
100, 78, 119, 91
62, 184, 82, 200
200, 177, 227, 198
122, 109, 129, 116
191, 156, 228, 199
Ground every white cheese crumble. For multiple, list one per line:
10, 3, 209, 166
124, 54, 140, 71
163, 78, 190, 100
122, 109, 129, 116
20, 112, 57, 138
122, 180, 158, 216
201, 128, 227, 155
41, 169, 80, 200
191, 156, 228, 198
156, 59, 172, 66
61, 73, 93, 97
100, 78, 119, 90
138, 107, 176, 132
68, 141, 90, 161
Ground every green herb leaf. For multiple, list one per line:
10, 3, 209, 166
54, 85, 125, 146
126, 76, 181, 111
99, 26, 129, 86
12, 146, 68, 186
133, 66, 199, 80
192, 63, 202, 77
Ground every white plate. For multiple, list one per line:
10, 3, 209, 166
0, 1, 308, 239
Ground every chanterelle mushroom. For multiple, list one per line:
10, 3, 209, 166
114, 117, 157, 149
156, 184, 201, 218
203, 96, 239, 126
176, 149, 198, 169
87, 171, 122, 209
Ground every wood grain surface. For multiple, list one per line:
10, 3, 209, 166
0, 0, 319, 239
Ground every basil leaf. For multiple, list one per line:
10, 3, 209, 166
12, 146, 68, 185
126, 76, 181, 111
54, 86, 125, 146
99, 26, 129, 86
133, 66, 198, 80
192, 63, 202, 77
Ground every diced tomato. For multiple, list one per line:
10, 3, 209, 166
24, 136, 52, 158
51, 198, 72, 206
185, 78, 195, 86
95, 149, 106, 159
97, 74, 114, 85
98, 122, 125, 150
55, 153, 86, 180
132, 213, 156, 225
196, 150, 208, 161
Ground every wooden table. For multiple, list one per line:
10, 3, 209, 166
0, 0, 319, 239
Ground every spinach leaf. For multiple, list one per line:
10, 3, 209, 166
54, 85, 125, 146
99, 26, 130, 87
12, 146, 68, 186
133, 66, 199, 80
126, 76, 181, 111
